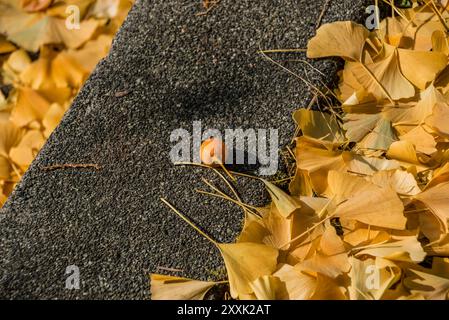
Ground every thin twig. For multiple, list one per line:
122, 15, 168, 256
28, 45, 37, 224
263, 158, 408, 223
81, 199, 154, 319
428, 0, 449, 32
316, 0, 332, 28
196, 0, 221, 16
258, 49, 329, 101
160, 198, 218, 246
9, 161, 23, 179
271, 176, 294, 183
156, 266, 184, 273
114, 90, 131, 98
211, 168, 241, 202
196, 189, 261, 217
257, 48, 307, 54
41, 163, 102, 171
174, 162, 261, 180
381, 0, 411, 24
286, 146, 296, 160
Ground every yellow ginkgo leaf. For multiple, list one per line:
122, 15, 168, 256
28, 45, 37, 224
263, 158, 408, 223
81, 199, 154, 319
262, 179, 301, 218
310, 273, 347, 300
370, 170, 421, 196
63, 34, 112, 72
363, 35, 384, 63
19, 47, 57, 90
404, 269, 449, 300
343, 113, 381, 142
289, 167, 314, 197
297, 139, 399, 193
408, 18, 446, 51
379, 16, 409, 48
237, 211, 267, 244
9, 129, 45, 168
397, 48, 447, 90
325, 170, 381, 203
0, 35, 16, 54
273, 264, 317, 300
0, 4, 100, 52
346, 154, 400, 175
286, 226, 323, 265
426, 102, 449, 138
290, 201, 326, 250
334, 189, 406, 230
383, 284, 421, 300
46, 0, 95, 18
355, 236, 426, 263
293, 109, 344, 143
358, 116, 397, 152
20, 35, 111, 90
433, 257, 449, 276
348, 46, 415, 101
414, 181, 449, 232
9, 87, 50, 128
20, 0, 53, 12
150, 274, 217, 300
426, 162, 449, 189
262, 204, 295, 249
292, 227, 344, 275
37, 87, 73, 105
341, 88, 379, 114
432, 30, 449, 55
0, 191, 7, 207
250, 275, 282, 300
299, 251, 350, 278
87, 0, 122, 19
344, 113, 397, 151
399, 126, 436, 155
307, 21, 369, 61
42, 103, 66, 138
343, 226, 384, 247
218, 242, 278, 299
51, 52, 87, 88
387, 140, 421, 165
49, 35, 110, 87
326, 171, 406, 230
390, 84, 445, 128
0, 120, 22, 179
348, 257, 401, 300
320, 224, 346, 256
338, 65, 365, 102
2, 49, 31, 84
296, 142, 347, 195
418, 210, 445, 244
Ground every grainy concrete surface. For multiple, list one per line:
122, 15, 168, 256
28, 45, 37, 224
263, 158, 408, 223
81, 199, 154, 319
0, 0, 370, 299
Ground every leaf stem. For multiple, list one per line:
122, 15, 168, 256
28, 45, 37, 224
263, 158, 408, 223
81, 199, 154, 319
160, 198, 218, 247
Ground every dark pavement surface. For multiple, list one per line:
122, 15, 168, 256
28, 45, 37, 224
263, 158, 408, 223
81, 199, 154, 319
0, 0, 370, 299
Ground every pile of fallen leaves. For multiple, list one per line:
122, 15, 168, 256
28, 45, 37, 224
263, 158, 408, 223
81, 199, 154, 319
0, 0, 132, 206
152, 1, 449, 300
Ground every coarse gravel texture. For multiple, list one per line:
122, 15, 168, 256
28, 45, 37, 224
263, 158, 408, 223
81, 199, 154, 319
0, 0, 371, 299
